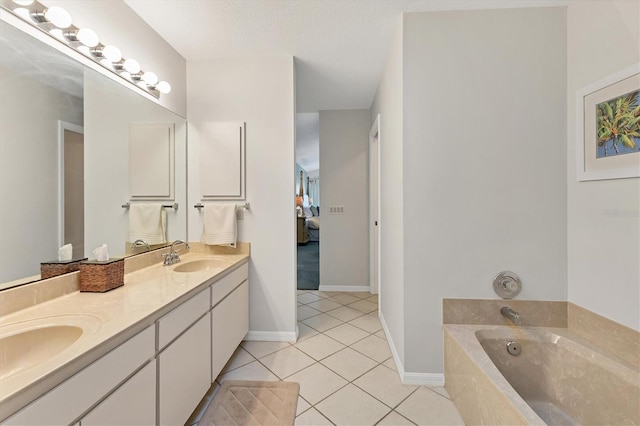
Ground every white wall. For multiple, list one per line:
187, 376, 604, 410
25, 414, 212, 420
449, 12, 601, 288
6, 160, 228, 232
187, 57, 297, 340
84, 71, 187, 256
0, 67, 83, 282
382, 7, 567, 378
370, 18, 405, 367
42, 0, 187, 117
567, 0, 640, 330
318, 110, 371, 290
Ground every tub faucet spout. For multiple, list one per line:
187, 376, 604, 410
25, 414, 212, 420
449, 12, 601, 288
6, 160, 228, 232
500, 306, 521, 325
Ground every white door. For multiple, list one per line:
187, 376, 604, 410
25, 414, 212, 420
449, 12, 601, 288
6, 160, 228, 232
369, 115, 380, 295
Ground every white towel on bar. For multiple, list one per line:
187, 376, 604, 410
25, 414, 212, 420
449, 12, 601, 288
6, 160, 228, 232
201, 204, 237, 247
128, 203, 166, 245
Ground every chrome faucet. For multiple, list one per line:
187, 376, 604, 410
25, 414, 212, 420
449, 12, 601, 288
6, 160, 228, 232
500, 306, 521, 325
130, 239, 150, 252
163, 240, 190, 266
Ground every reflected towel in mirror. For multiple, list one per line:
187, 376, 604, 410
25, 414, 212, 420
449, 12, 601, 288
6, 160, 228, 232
128, 203, 166, 245
201, 204, 237, 247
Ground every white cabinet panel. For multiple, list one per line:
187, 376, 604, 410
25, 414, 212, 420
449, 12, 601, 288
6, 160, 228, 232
81, 360, 156, 426
4, 326, 154, 426
198, 121, 245, 200
129, 123, 174, 199
211, 263, 248, 307
212, 281, 249, 381
157, 288, 210, 350
158, 313, 211, 426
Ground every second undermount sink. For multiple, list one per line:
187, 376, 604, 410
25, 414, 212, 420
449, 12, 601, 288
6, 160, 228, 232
0, 314, 101, 380
173, 257, 228, 273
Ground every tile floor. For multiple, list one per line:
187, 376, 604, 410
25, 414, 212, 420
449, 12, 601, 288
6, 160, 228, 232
214, 290, 464, 426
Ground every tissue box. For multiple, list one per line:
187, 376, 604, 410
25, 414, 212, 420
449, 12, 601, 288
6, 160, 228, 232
79, 258, 124, 292
40, 258, 87, 280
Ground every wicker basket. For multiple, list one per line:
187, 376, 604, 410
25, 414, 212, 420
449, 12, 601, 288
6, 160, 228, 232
40, 258, 87, 280
79, 258, 124, 292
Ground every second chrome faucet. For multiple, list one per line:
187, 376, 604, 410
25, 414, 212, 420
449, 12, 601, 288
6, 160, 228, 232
163, 240, 190, 266
500, 306, 521, 325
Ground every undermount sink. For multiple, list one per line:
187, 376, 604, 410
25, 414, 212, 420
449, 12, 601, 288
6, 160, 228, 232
0, 315, 101, 379
173, 257, 227, 273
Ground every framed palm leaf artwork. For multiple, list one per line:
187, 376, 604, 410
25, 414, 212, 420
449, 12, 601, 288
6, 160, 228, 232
577, 63, 640, 181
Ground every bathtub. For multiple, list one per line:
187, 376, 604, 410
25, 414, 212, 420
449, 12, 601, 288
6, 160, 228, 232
444, 324, 640, 425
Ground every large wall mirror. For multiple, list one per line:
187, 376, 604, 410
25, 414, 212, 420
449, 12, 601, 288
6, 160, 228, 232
0, 18, 187, 289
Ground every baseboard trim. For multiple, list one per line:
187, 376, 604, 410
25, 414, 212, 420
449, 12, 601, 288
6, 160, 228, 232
403, 372, 445, 386
379, 312, 445, 386
245, 330, 297, 342
318, 285, 370, 292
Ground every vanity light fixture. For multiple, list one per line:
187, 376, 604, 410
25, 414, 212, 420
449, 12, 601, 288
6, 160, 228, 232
64, 27, 99, 47
31, 5, 71, 28
3, 0, 171, 99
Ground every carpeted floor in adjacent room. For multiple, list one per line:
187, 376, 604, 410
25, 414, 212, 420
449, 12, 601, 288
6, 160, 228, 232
297, 242, 319, 290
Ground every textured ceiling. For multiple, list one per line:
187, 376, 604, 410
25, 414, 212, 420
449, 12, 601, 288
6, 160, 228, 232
124, 0, 568, 113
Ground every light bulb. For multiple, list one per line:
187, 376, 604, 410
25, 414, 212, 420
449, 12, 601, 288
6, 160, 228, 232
142, 71, 158, 85
156, 81, 171, 94
12, 0, 34, 6
14, 7, 31, 19
123, 58, 140, 74
44, 6, 72, 29
102, 45, 121, 62
77, 28, 99, 47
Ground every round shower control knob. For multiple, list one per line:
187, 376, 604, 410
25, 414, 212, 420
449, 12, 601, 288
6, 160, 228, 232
493, 271, 522, 299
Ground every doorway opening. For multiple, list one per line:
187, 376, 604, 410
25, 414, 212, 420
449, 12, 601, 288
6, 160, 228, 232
58, 121, 84, 259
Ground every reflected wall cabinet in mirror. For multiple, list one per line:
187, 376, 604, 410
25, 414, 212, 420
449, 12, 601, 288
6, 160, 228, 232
129, 123, 175, 200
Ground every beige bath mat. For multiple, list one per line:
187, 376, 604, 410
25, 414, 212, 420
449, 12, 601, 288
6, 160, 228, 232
198, 380, 300, 426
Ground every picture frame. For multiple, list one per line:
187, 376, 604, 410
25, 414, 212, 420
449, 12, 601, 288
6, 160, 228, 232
576, 63, 640, 181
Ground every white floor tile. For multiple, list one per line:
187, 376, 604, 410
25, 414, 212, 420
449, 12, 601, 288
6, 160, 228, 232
286, 363, 348, 405
324, 323, 370, 346
349, 315, 383, 333
326, 306, 367, 322
395, 387, 464, 425
349, 299, 379, 313
220, 346, 254, 374
306, 298, 343, 312
302, 312, 343, 332
320, 347, 378, 382
316, 384, 390, 426
376, 411, 417, 426
350, 292, 373, 299
241, 341, 290, 359
351, 335, 392, 362
298, 305, 323, 321
218, 360, 280, 383
296, 397, 312, 417
295, 408, 333, 426
297, 322, 320, 342
298, 292, 325, 304
354, 365, 417, 408
365, 294, 379, 304
329, 293, 361, 305
295, 333, 346, 360
259, 346, 316, 379
426, 386, 451, 400
375, 329, 387, 339
382, 357, 397, 372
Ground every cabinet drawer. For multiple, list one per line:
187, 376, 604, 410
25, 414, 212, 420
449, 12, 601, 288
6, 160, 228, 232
211, 263, 248, 307
4, 325, 154, 426
212, 281, 249, 381
157, 287, 210, 350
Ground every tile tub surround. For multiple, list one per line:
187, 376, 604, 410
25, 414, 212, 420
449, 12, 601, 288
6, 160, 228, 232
444, 324, 640, 425
442, 298, 567, 327
0, 248, 249, 421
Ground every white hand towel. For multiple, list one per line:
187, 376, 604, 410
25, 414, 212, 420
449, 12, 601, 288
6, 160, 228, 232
201, 204, 237, 247
128, 203, 166, 245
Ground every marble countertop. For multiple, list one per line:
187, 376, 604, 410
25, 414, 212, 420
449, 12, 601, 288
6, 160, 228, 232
0, 250, 249, 420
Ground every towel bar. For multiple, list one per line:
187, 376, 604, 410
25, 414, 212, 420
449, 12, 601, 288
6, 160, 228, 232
194, 202, 250, 211
122, 202, 178, 210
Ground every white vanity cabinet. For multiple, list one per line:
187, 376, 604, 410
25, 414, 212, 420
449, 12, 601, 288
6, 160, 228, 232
81, 360, 156, 426
4, 326, 155, 426
157, 289, 211, 426
211, 264, 249, 380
